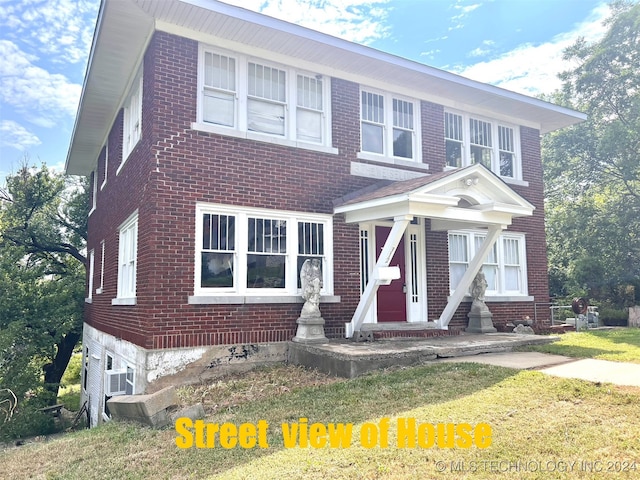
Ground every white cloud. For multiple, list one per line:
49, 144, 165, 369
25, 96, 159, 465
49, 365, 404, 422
0, 40, 82, 127
449, 1, 483, 31
220, 0, 392, 44
455, 3, 611, 96
0, 120, 41, 151
0, 0, 99, 64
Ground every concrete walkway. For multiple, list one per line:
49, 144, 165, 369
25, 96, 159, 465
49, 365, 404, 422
440, 351, 640, 387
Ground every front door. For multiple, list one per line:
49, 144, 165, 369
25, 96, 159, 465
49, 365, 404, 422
376, 226, 407, 322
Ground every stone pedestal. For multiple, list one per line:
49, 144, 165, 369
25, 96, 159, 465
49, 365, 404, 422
466, 300, 497, 333
292, 314, 327, 343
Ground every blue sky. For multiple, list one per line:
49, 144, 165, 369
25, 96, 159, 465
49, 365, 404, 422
0, 0, 613, 183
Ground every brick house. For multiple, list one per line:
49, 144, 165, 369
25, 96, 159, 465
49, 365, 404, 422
65, 0, 584, 425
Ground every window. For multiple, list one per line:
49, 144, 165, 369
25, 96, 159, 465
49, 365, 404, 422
90, 170, 97, 214
125, 366, 134, 395
448, 231, 527, 296
122, 68, 142, 163
444, 110, 520, 179
203, 51, 236, 127
101, 143, 108, 189
87, 249, 95, 300
116, 212, 138, 299
196, 204, 333, 297
198, 46, 330, 147
96, 240, 105, 294
360, 89, 418, 160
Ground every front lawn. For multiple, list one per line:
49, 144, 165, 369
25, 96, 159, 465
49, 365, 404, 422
2, 362, 639, 479
519, 328, 640, 363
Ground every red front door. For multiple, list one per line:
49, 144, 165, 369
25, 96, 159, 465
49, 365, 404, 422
375, 226, 407, 322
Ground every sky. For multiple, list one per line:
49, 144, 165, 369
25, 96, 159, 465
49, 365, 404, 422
0, 0, 615, 183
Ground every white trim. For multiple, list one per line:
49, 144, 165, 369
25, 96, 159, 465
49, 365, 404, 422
196, 43, 334, 149
116, 211, 138, 300
100, 143, 108, 190
87, 248, 95, 301
188, 295, 340, 305
118, 66, 143, 174
359, 86, 422, 164
194, 203, 334, 298
444, 109, 523, 181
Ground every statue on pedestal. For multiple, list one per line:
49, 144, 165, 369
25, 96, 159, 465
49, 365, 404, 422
292, 259, 327, 343
466, 270, 497, 333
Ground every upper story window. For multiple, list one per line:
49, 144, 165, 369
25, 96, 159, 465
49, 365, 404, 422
195, 204, 333, 297
360, 89, 419, 162
116, 212, 138, 301
448, 230, 528, 296
122, 68, 143, 166
445, 110, 520, 180
197, 46, 331, 149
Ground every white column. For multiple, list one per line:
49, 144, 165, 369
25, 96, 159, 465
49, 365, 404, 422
345, 215, 412, 338
437, 224, 503, 329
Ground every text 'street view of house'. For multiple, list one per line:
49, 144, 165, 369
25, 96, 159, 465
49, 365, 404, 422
65, 0, 585, 426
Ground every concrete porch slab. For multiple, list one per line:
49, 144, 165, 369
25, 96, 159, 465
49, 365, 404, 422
287, 333, 558, 378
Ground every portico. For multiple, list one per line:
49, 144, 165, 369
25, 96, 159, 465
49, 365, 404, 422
334, 164, 535, 338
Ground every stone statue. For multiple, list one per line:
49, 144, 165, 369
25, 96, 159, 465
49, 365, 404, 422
471, 270, 488, 303
300, 258, 322, 316
293, 258, 327, 343
466, 270, 496, 333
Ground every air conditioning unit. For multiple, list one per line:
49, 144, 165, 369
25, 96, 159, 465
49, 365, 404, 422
104, 370, 128, 396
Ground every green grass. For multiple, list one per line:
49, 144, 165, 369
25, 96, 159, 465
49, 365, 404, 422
518, 328, 640, 363
2, 362, 639, 480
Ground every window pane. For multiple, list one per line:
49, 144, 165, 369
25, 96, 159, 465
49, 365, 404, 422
470, 145, 492, 169
297, 256, 323, 289
297, 109, 322, 143
470, 118, 492, 147
505, 266, 520, 291
297, 75, 322, 110
445, 140, 462, 167
247, 99, 285, 135
500, 152, 514, 177
445, 112, 463, 141
204, 52, 235, 91
450, 264, 466, 290
361, 91, 384, 123
203, 90, 235, 127
362, 122, 384, 153
248, 63, 286, 102
448, 234, 468, 262
201, 252, 234, 287
247, 254, 285, 288
393, 99, 413, 130
482, 265, 498, 291
393, 128, 413, 158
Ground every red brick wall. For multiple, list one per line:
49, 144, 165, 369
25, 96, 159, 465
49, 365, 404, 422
85, 31, 552, 348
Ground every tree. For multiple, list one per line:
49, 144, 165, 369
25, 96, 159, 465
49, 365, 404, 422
0, 164, 88, 406
542, 1, 640, 306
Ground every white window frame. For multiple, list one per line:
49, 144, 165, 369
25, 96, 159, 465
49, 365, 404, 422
96, 240, 105, 294
448, 230, 528, 297
444, 109, 522, 181
113, 211, 138, 304
86, 249, 95, 302
101, 143, 108, 190
358, 87, 422, 164
120, 67, 143, 169
89, 170, 97, 216
194, 45, 335, 154
193, 203, 334, 299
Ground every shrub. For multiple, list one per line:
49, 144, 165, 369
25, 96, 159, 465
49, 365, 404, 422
599, 306, 628, 326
